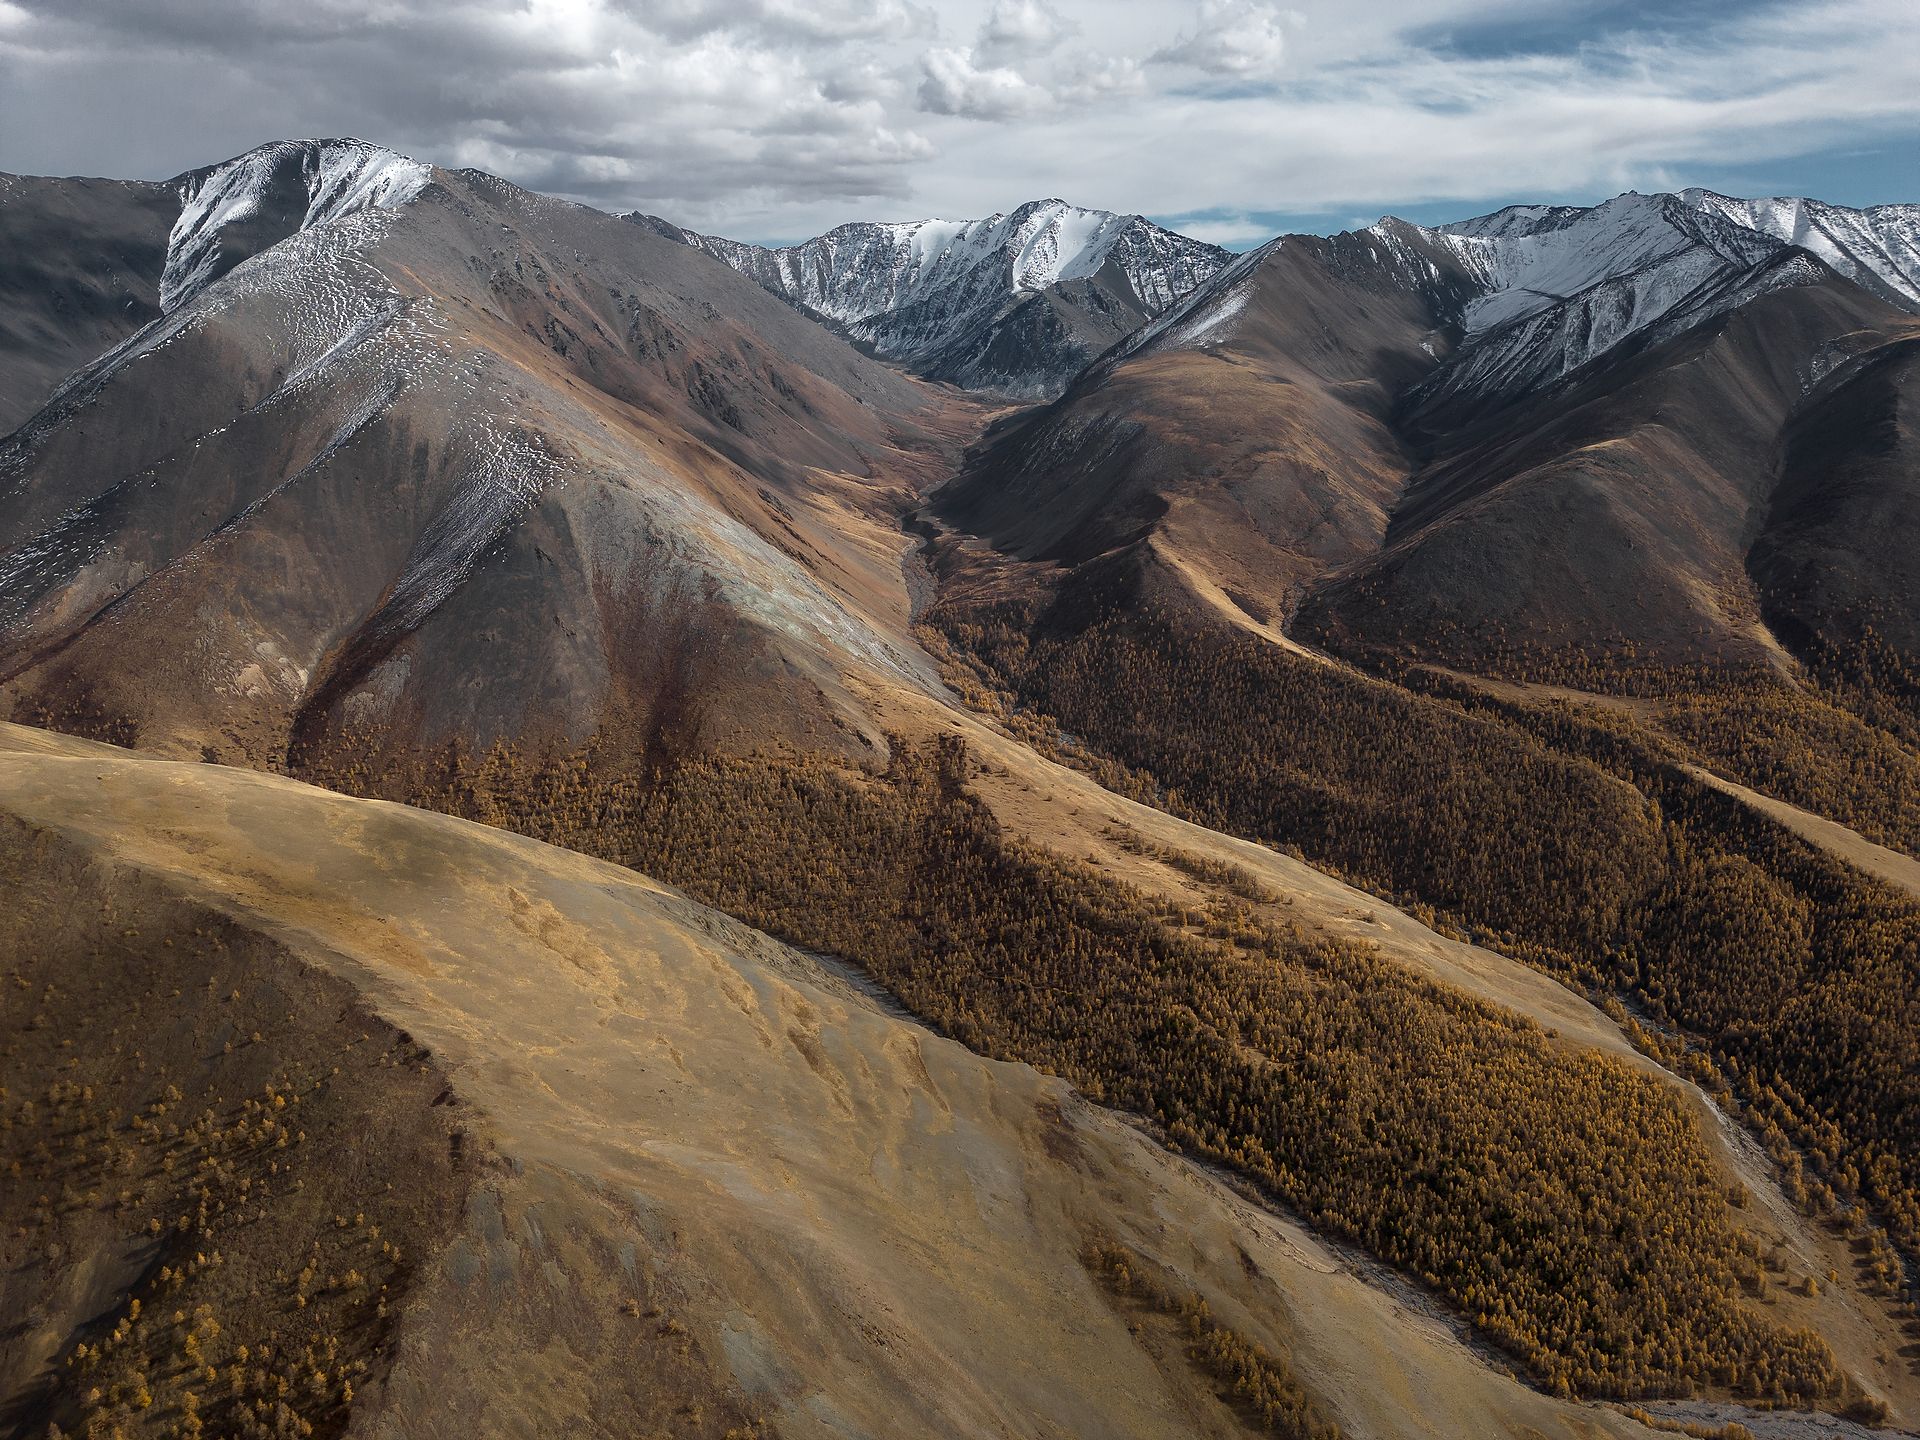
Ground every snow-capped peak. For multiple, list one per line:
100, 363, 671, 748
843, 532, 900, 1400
1675, 188, 1920, 309
693, 199, 1218, 326
1000, 199, 1135, 293
638, 199, 1228, 399
161, 138, 432, 311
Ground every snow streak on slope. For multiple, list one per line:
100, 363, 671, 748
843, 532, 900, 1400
1679, 189, 1920, 310
161, 139, 431, 310
1387, 192, 1862, 415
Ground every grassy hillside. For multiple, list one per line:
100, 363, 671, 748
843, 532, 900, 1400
296, 729, 1846, 1402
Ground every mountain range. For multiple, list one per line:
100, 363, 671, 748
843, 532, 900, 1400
942, 183, 1920, 685
6, 136, 1920, 1440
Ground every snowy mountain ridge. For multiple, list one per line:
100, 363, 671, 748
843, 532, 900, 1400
1388, 187, 1920, 417
637, 199, 1228, 399
1677, 188, 1920, 309
1420, 191, 1782, 337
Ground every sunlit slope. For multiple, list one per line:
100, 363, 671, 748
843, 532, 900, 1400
0, 723, 1670, 1440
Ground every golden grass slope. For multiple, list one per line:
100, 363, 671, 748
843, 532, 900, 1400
0, 722, 1674, 1440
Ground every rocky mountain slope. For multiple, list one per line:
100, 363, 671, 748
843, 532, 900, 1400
0, 139, 441, 434
936, 182, 1920, 684
637, 200, 1228, 399
0, 139, 974, 774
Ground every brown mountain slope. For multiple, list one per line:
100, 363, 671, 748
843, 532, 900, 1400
932, 226, 1473, 614
1752, 331, 1920, 716
0, 723, 1670, 1440
1299, 261, 1915, 679
0, 147, 976, 773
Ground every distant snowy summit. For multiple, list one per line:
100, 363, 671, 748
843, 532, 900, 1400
1119, 185, 1920, 421
1676, 188, 1920, 310
634, 199, 1230, 400
1406, 188, 1920, 411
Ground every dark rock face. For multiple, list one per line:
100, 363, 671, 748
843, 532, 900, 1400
0, 173, 177, 433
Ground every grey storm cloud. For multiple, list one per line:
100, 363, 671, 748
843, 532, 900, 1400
0, 0, 1916, 242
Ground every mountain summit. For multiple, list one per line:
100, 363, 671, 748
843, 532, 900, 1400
635, 199, 1228, 399
161, 137, 432, 310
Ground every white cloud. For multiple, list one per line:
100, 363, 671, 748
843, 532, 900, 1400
0, 0, 1915, 241
917, 1, 1135, 121
975, 0, 1070, 63
917, 46, 1055, 119
1053, 49, 1145, 104
1154, 0, 1291, 79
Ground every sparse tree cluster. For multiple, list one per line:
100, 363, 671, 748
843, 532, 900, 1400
3, 906, 462, 1440
1083, 1236, 1341, 1439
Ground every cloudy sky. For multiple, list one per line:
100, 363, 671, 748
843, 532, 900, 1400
0, 0, 1915, 246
